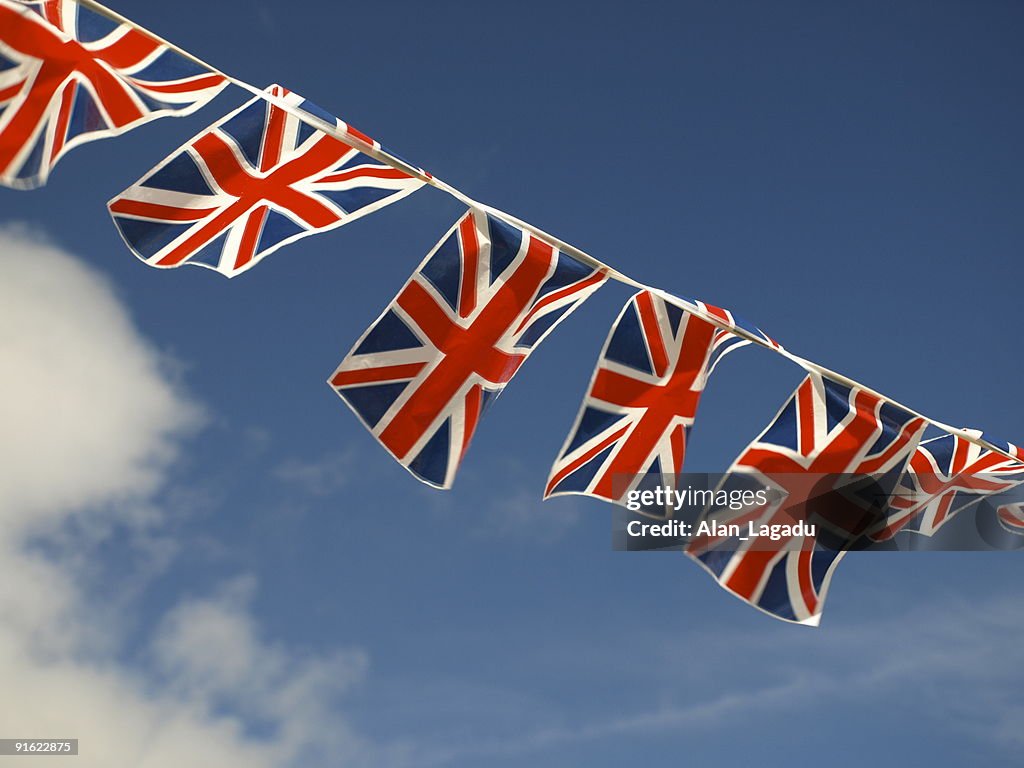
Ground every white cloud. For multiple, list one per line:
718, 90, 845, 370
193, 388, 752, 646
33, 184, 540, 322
0, 227, 372, 767
150, 576, 372, 765
0, 225, 201, 536
274, 450, 354, 496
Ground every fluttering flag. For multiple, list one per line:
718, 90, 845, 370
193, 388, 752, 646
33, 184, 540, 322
545, 290, 748, 508
0, 0, 226, 189
328, 208, 607, 488
108, 84, 424, 277
869, 430, 1024, 541
686, 371, 927, 625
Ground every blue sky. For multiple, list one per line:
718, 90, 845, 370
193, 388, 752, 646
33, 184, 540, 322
2, 0, 1023, 765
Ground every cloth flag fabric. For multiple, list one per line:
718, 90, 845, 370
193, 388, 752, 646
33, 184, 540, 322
545, 289, 748, 509
0, 0, 226, 189
869, 430, 1024, 540
329, 208, 607, 488
108, 84, 424, 277
686, 371, 927, 625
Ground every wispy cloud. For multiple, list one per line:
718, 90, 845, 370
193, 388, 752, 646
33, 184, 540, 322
400, 674, 818, 768
150, 575, 372, 765
394, 588, 1024, 767
274, 450, 354, 496
467, 488, 583, 543
413, 457, 585, 544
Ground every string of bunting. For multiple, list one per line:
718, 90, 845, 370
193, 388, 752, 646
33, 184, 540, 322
3, 0, 1023, 625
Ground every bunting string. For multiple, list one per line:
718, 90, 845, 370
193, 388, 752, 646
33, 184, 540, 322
58, 0, 1024, 464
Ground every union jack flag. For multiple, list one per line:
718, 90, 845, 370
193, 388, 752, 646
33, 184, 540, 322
545, 290, 749, 511
869, 431, 1024, 540
687, 371, 927, 625
0, 0, 226, 189
998, 501, 1024, 535
108, 84, 424, 277
328, 208, 607, 488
